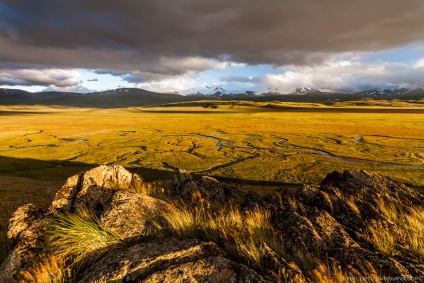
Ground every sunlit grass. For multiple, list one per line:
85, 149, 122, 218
153, 203, 279, 270
45, 211, 126, 264
11, 188, 424, 282
20, 254, 72, 283
364, 200, 424, 260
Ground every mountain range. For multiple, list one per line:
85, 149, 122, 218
356, 88, 424, 96
1, 87, 423, 108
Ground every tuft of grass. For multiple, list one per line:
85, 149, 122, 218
395, 208, 424, 261
20, 254, 72, 283
308, 262, 345, 283
365, 224, 400, 257
364, 200, 424, 260
345, 199, 361, 218
153, 203, 279, 270
45, 211, 125, 264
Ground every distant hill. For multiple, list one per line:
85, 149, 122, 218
0, 88, 85, 100
0, 88, 32, 100
0, 88, 202, 108
1, 87, 423, 108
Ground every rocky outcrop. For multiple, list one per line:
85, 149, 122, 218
243, 170, 424, 281
0, 165, 261, 283
166, 169, 242, 207
1, 166, 424, 282
0, 165, 167, 282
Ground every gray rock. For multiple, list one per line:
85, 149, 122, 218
100, 191, 169, 239
5, 203, 44, 251
0, 205, 46, 283
166, 169, 241, 207
78, 238, 264, 283
50, 164, 144, 213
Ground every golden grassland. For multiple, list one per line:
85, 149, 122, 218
0, 100, 423, 188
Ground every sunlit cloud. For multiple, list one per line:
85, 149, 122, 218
264, 59, 424, 93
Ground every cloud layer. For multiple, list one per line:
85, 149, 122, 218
0, 1, 424, 91
1, 1, 424, 72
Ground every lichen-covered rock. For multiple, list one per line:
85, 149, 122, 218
49, 173, 82, 212
321, 170, 424, 206
78, 238, 264, 283
0, 205, 47, 283
166, 169, 241, 207
5, 204, 44, 251
100, 191, 169, 239
74, 185, 116, 217
49, 166, 169, 240
50, 164, 144, 212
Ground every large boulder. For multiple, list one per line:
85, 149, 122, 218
50, 164, 144, 213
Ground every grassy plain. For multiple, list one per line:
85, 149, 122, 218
0, 99, 424, 262
1, 100, 423, 185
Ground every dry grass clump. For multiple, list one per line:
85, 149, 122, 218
154, 203, 280, 270
20, 254, 72, 283
307, 262, 347, 283
365, 223, 399, 257
45, 211, 125, 264
307, 260, 383, 283
403, 209, 424, 259
128, 181, 165, 198
364, 199, 424, 260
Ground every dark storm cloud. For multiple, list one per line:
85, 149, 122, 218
1, 0, 424, 79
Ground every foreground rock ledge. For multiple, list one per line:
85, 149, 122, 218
1, 165, 423, 283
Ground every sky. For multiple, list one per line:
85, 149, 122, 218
0, 0, 424, 95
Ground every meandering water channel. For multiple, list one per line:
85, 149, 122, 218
193, 134, 424, 173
